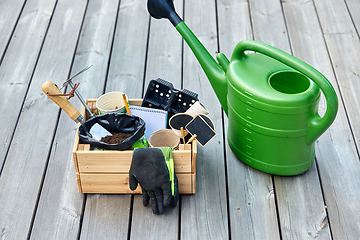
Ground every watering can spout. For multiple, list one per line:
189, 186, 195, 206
147, 0, 229, 114
176, 23, 229, 114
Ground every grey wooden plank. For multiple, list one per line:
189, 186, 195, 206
131, 204, 179, 239
225, 159, 280, 240
284, 0, 360, 239
250, 0, 290, 53
180, 0, 229, 239
106, 0, 150, 97
0, 0, 87, 239
217, 0, 281, 239
30, 0, 119, 239
324, 34, 360, 142
313, 0, 360, 148
314, 0, 354, 34
217, 0, 253, 56
77, 0, 150, 239
345, 0, 360, 35
80, 195, 131, 240
320, 32, 360, 239
143, 0, 184, 89
129, 1, 184, 239
275, 164, 331, 240
314, 116, 360, 240
0, 0, 56, 173
0, 0, 26, 61
249, 0, 332, 239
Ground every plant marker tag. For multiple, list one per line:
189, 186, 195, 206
169, 113, 193, 130
185, 114, 216, 146
90, 123, 112, 141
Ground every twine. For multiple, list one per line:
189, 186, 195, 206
47, 82, 80, 100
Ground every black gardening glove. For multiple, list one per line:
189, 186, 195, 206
129, 148, 179, 214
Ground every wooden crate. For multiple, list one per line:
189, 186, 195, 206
72, 99, 197, 194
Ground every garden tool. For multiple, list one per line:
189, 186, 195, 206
42, 80, 92, 137
146, 0, 338, 175
42, 81, 145, 150
59, 65, 94, 117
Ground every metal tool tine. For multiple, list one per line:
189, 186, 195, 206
60, 65, 93, 90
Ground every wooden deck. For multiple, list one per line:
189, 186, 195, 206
0, 0, 360, 239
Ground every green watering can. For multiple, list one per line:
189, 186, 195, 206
147, 0, 338, 176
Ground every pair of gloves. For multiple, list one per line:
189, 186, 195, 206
129, 147, 179, 214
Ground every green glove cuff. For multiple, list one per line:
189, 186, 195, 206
157, 147, 175, 196
131, 137, 149, 149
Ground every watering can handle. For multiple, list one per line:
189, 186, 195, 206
232, 40, 338, 144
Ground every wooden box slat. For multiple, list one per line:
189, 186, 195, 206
79, 173, 195, 194
77, 149, 192, 173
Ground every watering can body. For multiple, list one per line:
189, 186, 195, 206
226, 53, 321, 175
147, 0, 338, 176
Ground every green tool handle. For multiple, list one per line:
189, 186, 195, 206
232, 40, 338, 144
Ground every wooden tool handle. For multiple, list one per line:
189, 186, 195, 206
180, 127, 185, 144
186, 134, 197, 144
42, 81, 81, 121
